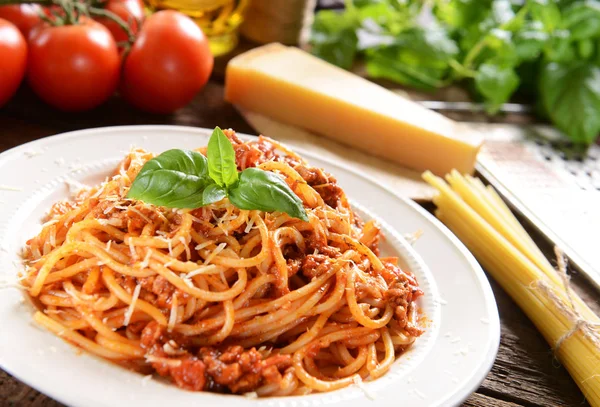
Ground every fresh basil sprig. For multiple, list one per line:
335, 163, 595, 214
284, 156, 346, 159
126, 149, 224, 208
126, 127, 308, 221
229, 168, 308, 221
207, 127, 239, 188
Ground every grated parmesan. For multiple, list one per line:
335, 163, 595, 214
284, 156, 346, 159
48, 226, 56, 248
141, 375, 153, 386
181, 277, 194, 288
352, 375, 376, 400
127, 206, 152, 224
145, 355, 182, 367
138, 249, 152, 269
404, 229, 424, 245
413, 389, 426, 400
24, 150, 41, 158
123, 284, 141, 326
168, 295, 178, 332
40, 219, 58, 228
128, 238, 137, 259
185, 265, 220, 278
194, 240, 214, 251
203, 243, 226, 265
189, 215, 203, 224
179, 236, 191, 261
244, 216, 255, 233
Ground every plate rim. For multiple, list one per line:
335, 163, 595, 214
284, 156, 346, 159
0, 125, 500, 407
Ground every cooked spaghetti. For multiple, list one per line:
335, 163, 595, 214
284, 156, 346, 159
21, 130, 424, 396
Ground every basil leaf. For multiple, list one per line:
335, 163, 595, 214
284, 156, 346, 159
475, 63, 520, 114
433, 0, 492, 30
514, 21, 548, 62
365, 27, 458, 91
127, 149, 213, 208
540, 61, 600, 145
310, 10, 359, 69
529, 0, 561, 32
202, 183, 227, 205
562, 1, 600, 41
207, 127, 238, 188
229, 168, 308, 222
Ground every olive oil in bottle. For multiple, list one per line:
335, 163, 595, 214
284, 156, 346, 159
146, 0, 249, 56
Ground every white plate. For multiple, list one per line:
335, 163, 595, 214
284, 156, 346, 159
0, 126, 499, 407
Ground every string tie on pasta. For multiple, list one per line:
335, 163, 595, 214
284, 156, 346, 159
536, 247, 600, 353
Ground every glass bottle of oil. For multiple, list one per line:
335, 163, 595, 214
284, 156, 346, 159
145, 0, 249, 56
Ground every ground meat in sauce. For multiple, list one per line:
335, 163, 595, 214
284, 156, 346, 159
137, 275, 177, 308
295, 165, 343, 208
381, 262, 424, 336
140, 322, 292, 393
226, 133, 343, 208
301, 254, 335, 279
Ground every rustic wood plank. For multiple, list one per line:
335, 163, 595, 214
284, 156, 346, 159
462, 392, 524, 407
0, 370, 62, 407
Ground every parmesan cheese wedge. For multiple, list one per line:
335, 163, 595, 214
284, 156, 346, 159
225, 43, 483, 175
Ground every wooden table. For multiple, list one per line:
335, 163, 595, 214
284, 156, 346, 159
1, 71, 598, 407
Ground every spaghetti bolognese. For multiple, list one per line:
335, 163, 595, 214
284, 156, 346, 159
21, 130, 424, 396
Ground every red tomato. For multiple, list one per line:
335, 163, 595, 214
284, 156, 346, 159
0, 19, 27, 108
0, 4, 43, 39
95, 0, 144, 44
120, 10, 213, 114
27, 19, 120, 112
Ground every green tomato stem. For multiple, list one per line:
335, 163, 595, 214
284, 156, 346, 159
89, 6, 136, 44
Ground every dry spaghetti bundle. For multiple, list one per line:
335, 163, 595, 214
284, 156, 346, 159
20, 133, 424, 396
423, 170, 600, 407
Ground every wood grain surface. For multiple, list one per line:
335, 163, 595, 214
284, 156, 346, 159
1, 70, 597, 407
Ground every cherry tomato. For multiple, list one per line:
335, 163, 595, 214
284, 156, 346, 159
27, 19, 120, 112
0, 19, 27, 108
0, 4, 44, 39
95, 0, 144, 44
120, 10, 213, 114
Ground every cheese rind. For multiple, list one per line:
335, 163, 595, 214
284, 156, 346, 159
225, 43, 483, 175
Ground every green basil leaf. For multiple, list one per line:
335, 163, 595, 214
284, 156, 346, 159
529, 0, 561, 32
514, 21, 548, 62
229, 168, 308, 221
202, 183, 227, 205
310, 9, 359, 69
127, 149, 213, 208
578, 38, 595, 59
562, 1, 600, 41
433, 0, 492, 30
207, 127, 238, 188
540, 61, 600, 145
475, 63, 520, 114
544, 30, 577, 62
356, 1, 422, 36
365, 27, 457, 90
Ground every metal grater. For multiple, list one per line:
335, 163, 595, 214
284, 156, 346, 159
461, 122, 600, 289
